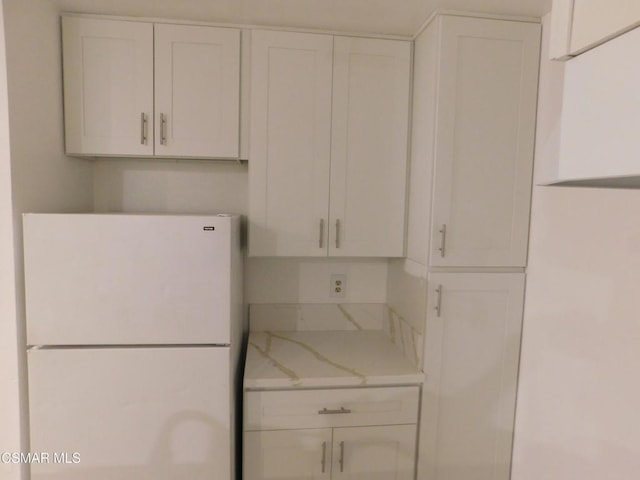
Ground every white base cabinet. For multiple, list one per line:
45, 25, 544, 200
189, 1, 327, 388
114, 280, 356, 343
62, 16, 240, 159
332, 425, 416, 480
245, 425, 415, 480
245, 429, 332, 480
249, 30, 410, 257
419, 273, 525, 480
244, 386, 419, 480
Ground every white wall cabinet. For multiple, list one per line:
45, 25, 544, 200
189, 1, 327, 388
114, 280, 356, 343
62, 16, 240, 159
549, 25, 640, 187
549, 0, 640, 59
249, 30, 410, 257
419, 273, 525, 480
244, 386, 419, 480
408, 15, 539, 268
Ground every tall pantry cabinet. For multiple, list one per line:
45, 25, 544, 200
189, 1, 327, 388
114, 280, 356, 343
408, 15, 540, 480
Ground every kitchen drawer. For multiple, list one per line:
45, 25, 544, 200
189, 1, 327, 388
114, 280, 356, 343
245, 386, 419, 431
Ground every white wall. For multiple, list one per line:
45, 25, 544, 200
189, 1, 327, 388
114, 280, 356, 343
93, 159, 248, 215
0, 3, 21, 479
512, 14, 640, 479
1, 1, 94, 478
4, 0, 93, 214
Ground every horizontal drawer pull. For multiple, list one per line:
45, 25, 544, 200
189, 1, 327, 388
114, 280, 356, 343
318, 407, 352, 415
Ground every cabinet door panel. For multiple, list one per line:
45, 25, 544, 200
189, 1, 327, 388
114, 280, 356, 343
332, 425, 416, 480
430, 17, 539, 267
420, 273, 524, 480
244, 429, 332, 480
329, 37, 411, 257
154, 24, 240, 158
62, 17, 153, 156
558, 25, 640, 182
249, 30, 333, 256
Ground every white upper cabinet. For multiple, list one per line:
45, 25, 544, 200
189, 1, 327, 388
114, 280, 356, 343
154, 24, 240, 158
550, 0, 640, 59
425, 16, 539, 268
62, 16, 240, 159
249, 30, 410, 257
553, 25, 640, 186
62, 17, 154, 156
329, 37, 410, 257
248, 30, 333, 257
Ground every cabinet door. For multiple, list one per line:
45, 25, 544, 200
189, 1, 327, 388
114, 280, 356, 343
329, 37, 411, 257
332, 425, 416, 480
558, 25, 640, 183
249, 30, 333, 256
430, 17, 539, 267
62, 16, 153, 156
419, 273, 525, 480
154, 24, 240, 158
244, 429, 332, 480
570, 0, 640, 54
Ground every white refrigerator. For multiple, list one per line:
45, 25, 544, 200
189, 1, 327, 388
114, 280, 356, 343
23, 213, 243, 480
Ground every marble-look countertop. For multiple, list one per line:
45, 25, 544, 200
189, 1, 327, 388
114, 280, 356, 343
244, 330, 424, 390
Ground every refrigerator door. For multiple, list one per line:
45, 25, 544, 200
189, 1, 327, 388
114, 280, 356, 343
24, 214, 237, 345
28, 347, 232, 480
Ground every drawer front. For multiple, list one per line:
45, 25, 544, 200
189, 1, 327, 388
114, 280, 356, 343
245, 386, 419, 431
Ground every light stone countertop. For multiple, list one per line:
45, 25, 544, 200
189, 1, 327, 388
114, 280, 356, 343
243, 330, 424, 390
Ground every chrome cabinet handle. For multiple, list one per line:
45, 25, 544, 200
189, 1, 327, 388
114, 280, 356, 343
319, 219, 324, 249
335, 219, 341, 248
434, 285, 442, 317
140, 113, 148, 145
339, 441, 345, 472
321, 441, 326, 473
438, 224, 447, 257
160, 113, 167, 145
318, 407, 352, 415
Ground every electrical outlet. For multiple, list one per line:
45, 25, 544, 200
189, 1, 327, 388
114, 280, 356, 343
330, 274, 347, 299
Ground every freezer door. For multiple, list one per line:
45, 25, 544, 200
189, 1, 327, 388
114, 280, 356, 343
28, 347, 232, 480
24, 214, 237, 345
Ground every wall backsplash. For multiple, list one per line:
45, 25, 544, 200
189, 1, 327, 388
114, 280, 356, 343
246, 257, 389, 304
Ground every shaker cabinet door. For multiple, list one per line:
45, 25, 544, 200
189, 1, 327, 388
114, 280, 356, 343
62, 16, 154, 156
332, 425, 416, 480
244, 429, 333, 480
154, 24, 240, 158
329, 37, 411, 257
420, 273, 525, 480
248, 30, 333, 256
429, 17, 539, 268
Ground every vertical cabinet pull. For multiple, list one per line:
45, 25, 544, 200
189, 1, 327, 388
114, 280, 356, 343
321, 441, 326, 473
339, 441, 345, 472
319, 219, 324, 249
140, 113, 148, 145
160, 113, 167, 145
335, 219, 341, 249
438, 224, 447, 257
434, 285, 443, 317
